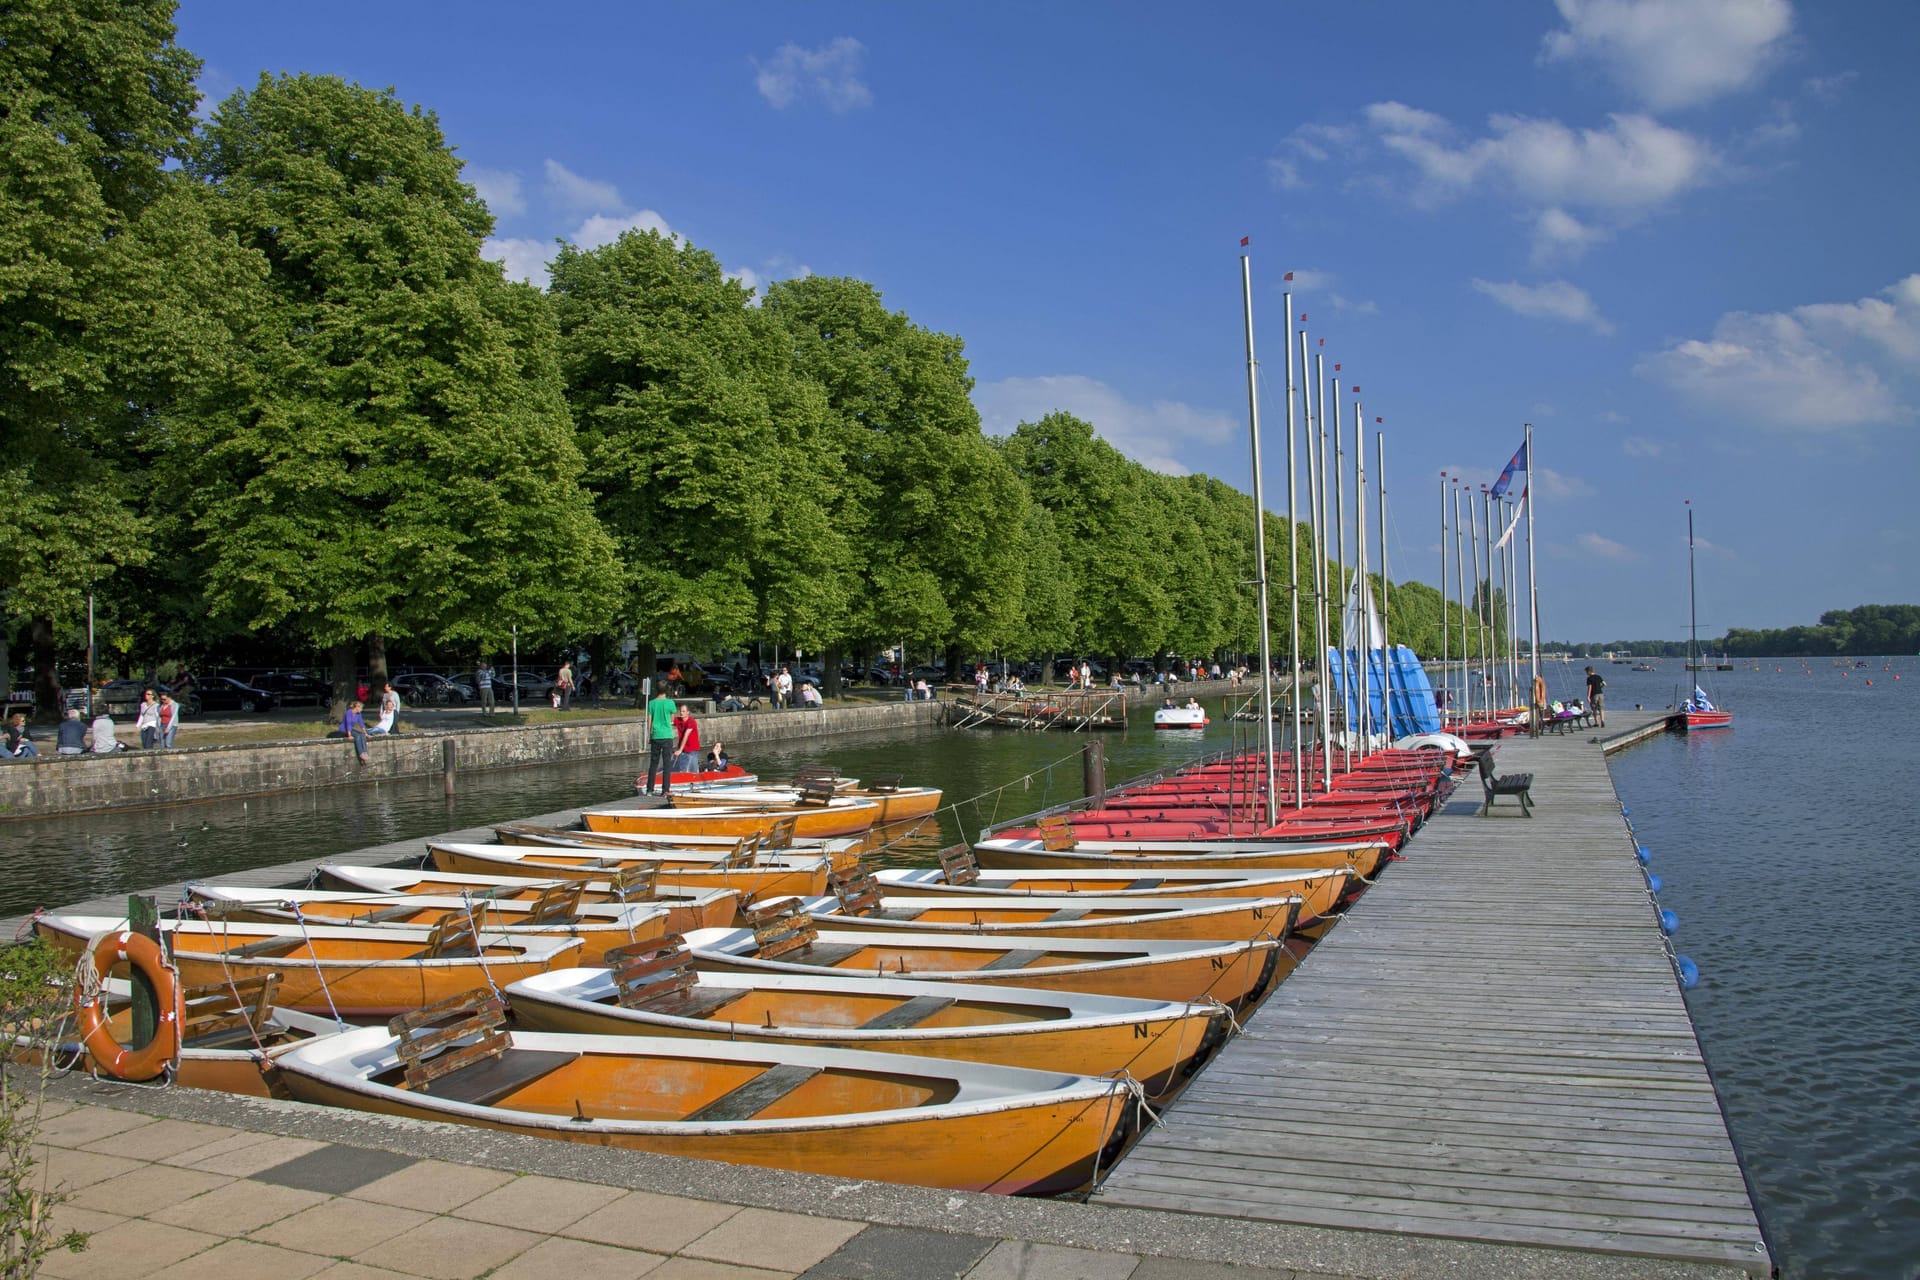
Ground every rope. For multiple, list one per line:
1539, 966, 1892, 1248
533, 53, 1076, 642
285, 904, 348, 1031
459, 890, 506, 1003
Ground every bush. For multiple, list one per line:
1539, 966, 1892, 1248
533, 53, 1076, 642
2, 939, 89, 1277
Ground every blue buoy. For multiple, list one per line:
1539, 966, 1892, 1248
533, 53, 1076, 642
1646, 872, 1663, 893
1635, 844, 1651, 865
1676, 955, 1700, 989
1621, 806, 1630, 816
1660, 908, 1680, 935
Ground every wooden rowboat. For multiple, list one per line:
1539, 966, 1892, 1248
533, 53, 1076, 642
270, 992, 1133, 1195
876, 857, 1354, 924
686, 783, 944, 825
581, 798, 880, 841
974, 833, 1392, 879
685, 902, 1285, 1008
505, 941, 1224, 1095
493, 820, 859, 858
427, 842, 835, 900
318, 865, 742, 934
33, 912, 580, 1018
184, 884, 671, 964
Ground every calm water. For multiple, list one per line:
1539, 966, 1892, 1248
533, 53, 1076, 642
11, 671, 1914, 1276
1604, 657, 1920, 1280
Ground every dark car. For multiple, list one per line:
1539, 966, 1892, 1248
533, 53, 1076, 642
390, 672, 468, 706
253, 672, 332, 707
190, 675, 278, 713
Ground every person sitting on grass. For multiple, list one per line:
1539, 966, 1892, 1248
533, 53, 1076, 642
89, 710, 126, 753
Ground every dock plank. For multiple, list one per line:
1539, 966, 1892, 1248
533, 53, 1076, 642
1094, 712, 1771, 1274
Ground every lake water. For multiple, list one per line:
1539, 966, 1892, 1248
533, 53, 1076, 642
1603, 656, 1920, 1280
10, 668, 1912, 1277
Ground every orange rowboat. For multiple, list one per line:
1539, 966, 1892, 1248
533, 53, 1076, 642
875, 860, 1354, 925
973, 835, 1392, 879
427, 842, 834, 900
318, 865, 742, 934
34, 912, 580, 1018
581, 799, 880, 841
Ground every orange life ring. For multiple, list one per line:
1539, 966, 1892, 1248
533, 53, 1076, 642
72, 930, 182, 1082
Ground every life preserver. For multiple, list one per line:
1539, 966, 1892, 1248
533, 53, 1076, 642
72, 930, 183, 1082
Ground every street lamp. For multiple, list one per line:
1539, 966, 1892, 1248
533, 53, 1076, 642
511, 624, 520, 715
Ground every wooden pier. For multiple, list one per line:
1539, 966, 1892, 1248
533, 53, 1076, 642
1094, 712, 1771, 1274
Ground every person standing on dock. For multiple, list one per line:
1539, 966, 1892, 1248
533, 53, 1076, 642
1530, 670, 1548, 737
1584, 666, 1606, 728
645, 684, 677, 797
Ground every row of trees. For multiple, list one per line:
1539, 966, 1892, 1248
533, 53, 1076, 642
1722, 605, 1920, 658
2, 1, 1487, 718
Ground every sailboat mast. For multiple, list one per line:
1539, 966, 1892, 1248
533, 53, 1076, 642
1377, 431, 1392, 741
1353, 396, 1370, 756
1440, 472, 1450, 728
1285, 323, 1304, 808
1332, 379, 1350, 770
1313, 354, 1333, 789
1525, 424, 1539, 710
1452, 483, 1469, 726
1688, 501, 1697, 674
1242, 257, 1278, 827
1483, 486, 1497, 710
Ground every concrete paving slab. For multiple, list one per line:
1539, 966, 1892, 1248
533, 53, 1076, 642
681, 1208, 864, 1272
343, 1158, 516, 1212
253, 1143, 420, 1194
36, 1144, 145, 1191
37, 1218, 222, 1279
252, 1197, 436, 1257
799, 1225, 998, 1279
146, 1237, 337, 1280
966, 1240, 1143, 1280
82, 1117, 244, 1162
306, 1262, 427, 1280
350, 1215, 543, 1280
181, 1133, 331, 1175
561, 1190, 742, 1254
645, 1260, 795, 1280
148, 1178, 331, 1234
65, 1163, 232, 1215
450, 1172, 628, 1233
485, 1236, 671, 1280
37, 1104, 156, 1148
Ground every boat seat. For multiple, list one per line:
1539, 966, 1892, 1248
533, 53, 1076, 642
1042, 908, 1091, 923
640, 986, 752, 1021
859, 995, 956, 1030
788, 942, 867, 968
686, 1063, 822, 1122
414, 1049, 581, 1106
1121, 878, 1164, 890
1476, 752, 1534, 818
978, 948, 1050, 971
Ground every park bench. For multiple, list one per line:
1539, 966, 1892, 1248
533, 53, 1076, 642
1476, 751, 1534, 818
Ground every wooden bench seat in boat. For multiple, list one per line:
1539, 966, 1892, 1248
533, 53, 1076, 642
858, 995, 955, 1031
412, 1048, 581, 1106
686, 1063, 822, 1122
979, 948, 1050, 971
1476, 752, 1534, 817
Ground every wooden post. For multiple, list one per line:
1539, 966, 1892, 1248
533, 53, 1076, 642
1083, 740, 1106, 809
129, 894, 159, 1049
443, 738, 457, 796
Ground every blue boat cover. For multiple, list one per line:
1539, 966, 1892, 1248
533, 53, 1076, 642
1324, 645, 1441, 737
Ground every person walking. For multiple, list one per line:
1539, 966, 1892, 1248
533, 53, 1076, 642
556, 660, 576, 711
1584, 666, 1607, 728
158, 692, 182, 748
645, 685, 678, 798
341, 700, 370, 764
135, 689, 161, 749
476, 659, 496, 714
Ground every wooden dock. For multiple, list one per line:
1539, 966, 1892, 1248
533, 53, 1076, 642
1094, 712, 1771, 1274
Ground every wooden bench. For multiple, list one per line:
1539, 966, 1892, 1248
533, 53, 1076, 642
1476, 751, 1534, 817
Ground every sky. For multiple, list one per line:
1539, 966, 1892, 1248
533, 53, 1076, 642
174, 0, 1920, 642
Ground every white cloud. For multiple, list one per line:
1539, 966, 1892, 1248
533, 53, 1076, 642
573, 210, 675, 251
974, 375, 1238, 476
1267, 122, 1356, 189
1805, 71, 1858, 103
753, 37, 871, 112
484, 236, 554, 288
1438, 462, 1590, 502
466, 166, 525, 217
1621, 435, 1665, 457
1532, 207, 1610, 264
1578, 531, 1638, 560
1330, 293, 1380, 316
1540, 0, 1793, 111
1637, 274, 1920, 429
1283, 269, 1337, 293
1471, 278, 1614, 335
544, 159, 622, 213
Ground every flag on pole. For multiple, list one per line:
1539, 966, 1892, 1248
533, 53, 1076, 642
1240, 236, 1250, 246
1490, 440, 1528, 498
1284, 271, 1294, 280
1493, 486, 1527, 550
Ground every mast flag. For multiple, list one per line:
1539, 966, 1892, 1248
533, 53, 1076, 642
1494, 486, 1527, 550
1490, 441, 1528, 498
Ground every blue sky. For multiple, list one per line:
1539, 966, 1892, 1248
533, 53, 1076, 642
176, 0, 1920, 642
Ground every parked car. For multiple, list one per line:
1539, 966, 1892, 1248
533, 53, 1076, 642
190, 675, 278, 714
253, 672, 332, 707
390, 672, 468, 706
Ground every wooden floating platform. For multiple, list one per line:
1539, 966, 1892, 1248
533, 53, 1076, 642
1094, 711, 1771, 1274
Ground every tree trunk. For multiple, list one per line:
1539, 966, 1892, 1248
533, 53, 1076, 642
1040, 651, 1055, 686
942, 643, 963, 686
589, 634, 611, 704
632, 642, 656, 706
366, 632, 388, 686
328, 641, 357, 723
822, 644, 843, 699
29, 617, 60, 719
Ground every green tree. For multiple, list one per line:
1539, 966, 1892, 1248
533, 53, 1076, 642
175, 74, 619, 707
0, 0, 207, 712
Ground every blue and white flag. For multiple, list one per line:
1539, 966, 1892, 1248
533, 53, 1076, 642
1490, 441, 1527, 498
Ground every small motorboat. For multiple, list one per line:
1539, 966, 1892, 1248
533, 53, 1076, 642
505, 940, 1224, 1094
1151, 703, 1210, 730
34, 912, 580, 1018
270, 991, 1134, 1195
184, 884, 673, 964
317, 865, 742, 934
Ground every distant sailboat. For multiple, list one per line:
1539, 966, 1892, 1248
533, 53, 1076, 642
1682, 504, 1732, 732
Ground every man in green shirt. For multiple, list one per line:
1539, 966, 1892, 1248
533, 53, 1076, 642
645, 685, 678, 799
